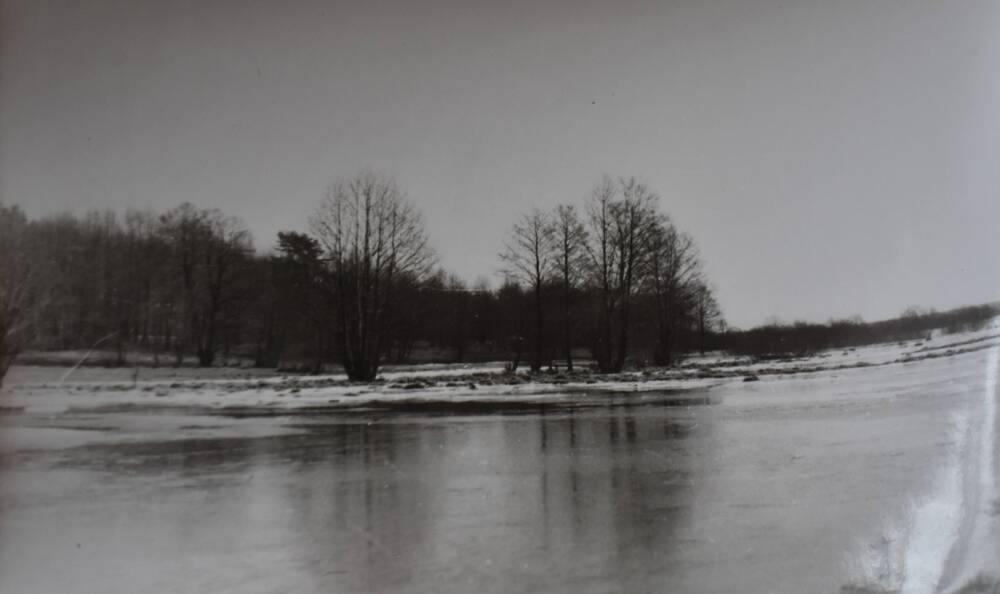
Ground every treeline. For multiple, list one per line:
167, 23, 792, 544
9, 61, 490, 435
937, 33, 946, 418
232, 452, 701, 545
3, 170, 998, 385
0, 171, 723, 382
719, 304, 999, 358
1, 203, 254, 373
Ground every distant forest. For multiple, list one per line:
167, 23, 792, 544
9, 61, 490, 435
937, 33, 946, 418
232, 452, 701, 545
1, 170, 997, 383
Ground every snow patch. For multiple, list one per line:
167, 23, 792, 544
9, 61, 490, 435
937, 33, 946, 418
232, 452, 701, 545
942, 346, 999, 592
900, 411, 968, 594
844, 412, 970, 594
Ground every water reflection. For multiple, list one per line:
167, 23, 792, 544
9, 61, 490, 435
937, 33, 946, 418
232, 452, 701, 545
43, 400, 705, 593
290, 404, 704, 593
4, 375, 981, 593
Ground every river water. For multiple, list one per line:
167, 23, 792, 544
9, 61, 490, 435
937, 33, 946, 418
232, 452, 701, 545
1, 350, 997, 594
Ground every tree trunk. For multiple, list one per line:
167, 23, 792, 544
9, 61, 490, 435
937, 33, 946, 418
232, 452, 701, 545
198, 316, 216, 367
663, 318, 674, 367
698, 306, 707, 355
508, 335, 523, 372
562, 280, 573, 371
532, 283, 543, 372
197, 348, 215, 367
597, 297, 615, 373
0, 313, 10, 388
312, 326, 323, 374
613, 301, 630, 372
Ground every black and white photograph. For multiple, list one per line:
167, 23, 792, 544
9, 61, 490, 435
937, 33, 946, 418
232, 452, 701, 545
1, 1, 999, 592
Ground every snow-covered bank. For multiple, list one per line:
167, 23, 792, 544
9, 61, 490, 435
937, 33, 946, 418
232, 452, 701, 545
4, 322, 1000, 416
2, 373, 722, 416
938, 345, 1000, 594
835, 339, 1000, 594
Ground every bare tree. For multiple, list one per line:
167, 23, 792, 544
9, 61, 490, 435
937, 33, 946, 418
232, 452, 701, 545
311, 170, 434, 381
583, 176, 660, 373
692, 281, 722, 355
199, 213, 252, 366
444, 273, 472, 361
550, 204, 587, 371
647, 221, 701, 365
500, 209, 554, 372
122, 209, 170, 364
159, 204, 203, 364
160, 204, 253, 367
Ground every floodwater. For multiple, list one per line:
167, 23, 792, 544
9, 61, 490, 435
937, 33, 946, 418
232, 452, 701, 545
1, 351, 998, 594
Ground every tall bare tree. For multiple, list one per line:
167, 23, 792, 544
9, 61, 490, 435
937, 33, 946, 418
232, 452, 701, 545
500, 209, 554, 372
199, 213, 252, 366
647, 221, 701, 365
584, 176, 660, 373
159, 204, 203, 364
311, 170, 434, 381
550, 204, 587, 371
122, 209, 170, 362
160, 204, 252, 366
692, 280, 722, 355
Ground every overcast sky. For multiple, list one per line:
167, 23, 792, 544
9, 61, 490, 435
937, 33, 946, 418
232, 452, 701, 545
2, 0, 999, 328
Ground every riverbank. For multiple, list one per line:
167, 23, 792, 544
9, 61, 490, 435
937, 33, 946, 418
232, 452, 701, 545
3, 322, 999, 416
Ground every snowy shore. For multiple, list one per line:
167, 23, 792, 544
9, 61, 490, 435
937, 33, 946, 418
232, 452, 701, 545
4, 323, 999, 416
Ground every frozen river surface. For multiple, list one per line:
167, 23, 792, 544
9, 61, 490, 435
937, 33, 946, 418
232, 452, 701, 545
1, 349, 998, 593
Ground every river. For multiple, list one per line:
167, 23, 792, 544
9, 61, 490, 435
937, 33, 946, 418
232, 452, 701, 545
1, 349, 997, 593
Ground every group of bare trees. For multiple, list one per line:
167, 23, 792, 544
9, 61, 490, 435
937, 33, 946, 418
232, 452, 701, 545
158, 204, 254, 366
0, 171, 440, 383
499, 176, 722, 373
0, 202, 254, 384
0, 170, 726, 385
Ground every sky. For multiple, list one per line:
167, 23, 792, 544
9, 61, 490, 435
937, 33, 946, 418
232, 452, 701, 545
2, 0, 999, 329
